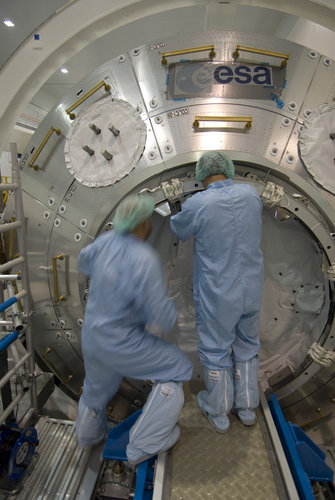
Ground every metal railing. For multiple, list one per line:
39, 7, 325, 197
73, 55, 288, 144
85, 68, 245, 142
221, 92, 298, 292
0, 142, 38, 426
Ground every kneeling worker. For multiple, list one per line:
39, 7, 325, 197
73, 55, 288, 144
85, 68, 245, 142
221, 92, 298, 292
170, 151, 264, 433
76, 194, 192, 464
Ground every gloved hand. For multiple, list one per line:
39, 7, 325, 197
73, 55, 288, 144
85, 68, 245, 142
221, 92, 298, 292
168, 200, 181, 215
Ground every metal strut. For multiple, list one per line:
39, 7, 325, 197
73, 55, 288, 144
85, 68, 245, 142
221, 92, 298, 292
0, 142, 38, 427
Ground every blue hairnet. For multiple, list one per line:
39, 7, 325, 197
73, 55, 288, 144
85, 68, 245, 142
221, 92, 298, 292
195, 151, 235, 181
113, 194, 155, 233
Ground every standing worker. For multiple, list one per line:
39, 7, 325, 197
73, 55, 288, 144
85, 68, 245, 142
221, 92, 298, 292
170, 151, 264, 433
76, 194, 192, 464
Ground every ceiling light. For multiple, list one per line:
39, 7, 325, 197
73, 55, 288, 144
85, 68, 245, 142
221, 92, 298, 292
4, 20, 15, 27
61, 68, 69, 74
14, 124, 35, 135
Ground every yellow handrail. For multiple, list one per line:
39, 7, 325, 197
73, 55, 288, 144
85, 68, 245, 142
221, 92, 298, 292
65, 80, 111, 119
52, 254, 65, 303
42, 348, 72, 385
28, 127, 61, 171
193, 115, 252, 129
232, 45, 290, 67
161, 45, 215, 65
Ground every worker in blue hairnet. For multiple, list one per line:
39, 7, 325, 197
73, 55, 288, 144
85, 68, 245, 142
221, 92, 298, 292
76, 194, 192, 464
170, 151, 264, 433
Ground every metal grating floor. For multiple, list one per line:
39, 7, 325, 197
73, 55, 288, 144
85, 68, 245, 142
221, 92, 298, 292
13, 417, 94, 500
170, 385, 280, 500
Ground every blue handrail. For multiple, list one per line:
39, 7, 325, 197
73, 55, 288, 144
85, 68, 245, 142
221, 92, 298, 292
0, 330, 20, 353
0, 296, 18, 313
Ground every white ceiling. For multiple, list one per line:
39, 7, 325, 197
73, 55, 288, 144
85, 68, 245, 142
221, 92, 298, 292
0, 0, 70, 69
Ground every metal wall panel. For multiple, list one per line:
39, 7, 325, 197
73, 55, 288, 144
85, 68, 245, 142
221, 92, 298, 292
14, 30, 335, 411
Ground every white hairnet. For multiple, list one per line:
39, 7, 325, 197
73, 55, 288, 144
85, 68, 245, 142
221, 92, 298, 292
195, 151, 235, 181
113, 194, 155, 233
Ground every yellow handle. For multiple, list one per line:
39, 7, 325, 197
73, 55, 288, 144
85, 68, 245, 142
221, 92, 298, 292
42, 348, 72, 385
66, 80, 111, 119
161, 45, 215, 65
232, 45, 290, 67
52, 254, 65, 303
28, 127, 61, 170
193, 116, 252, 129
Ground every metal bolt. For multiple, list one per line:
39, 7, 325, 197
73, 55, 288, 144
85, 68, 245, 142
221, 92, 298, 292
89, 123, 101, 134
108, 125, 120, 137
149, 97, 158, 108
101, 150, 113, 161
113, 461, 125, 474
82, 145, 95, 156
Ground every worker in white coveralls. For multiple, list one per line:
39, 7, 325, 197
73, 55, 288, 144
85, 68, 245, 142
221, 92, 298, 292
170, 151, 264, 433
76, 194, 193, 464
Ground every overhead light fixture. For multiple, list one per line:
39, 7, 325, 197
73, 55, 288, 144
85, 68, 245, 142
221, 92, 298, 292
4, 19, 15, 27
14, 124, 35, 135
61, 68, 69, 74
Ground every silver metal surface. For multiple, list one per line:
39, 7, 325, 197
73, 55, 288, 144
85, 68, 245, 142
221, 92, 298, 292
0, 3, 335, 498
169, 383, 281, 500
152, 452, 168, 500
12, 416, 99, 500
0, 352, 31, 390
3, 23, 334, 454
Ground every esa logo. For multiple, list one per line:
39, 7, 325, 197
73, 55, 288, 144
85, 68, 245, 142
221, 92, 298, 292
214, 65, 272, 85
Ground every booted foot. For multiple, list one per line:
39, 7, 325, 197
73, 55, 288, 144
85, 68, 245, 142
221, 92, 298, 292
238, 409, 256, 426
199, 407, 230, 433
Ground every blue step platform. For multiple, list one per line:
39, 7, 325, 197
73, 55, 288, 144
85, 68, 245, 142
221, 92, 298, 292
268, 393, 334, 500
102, 409, 157, 500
